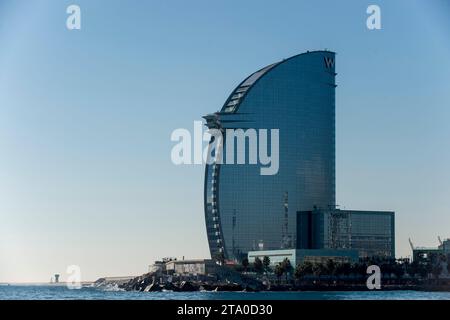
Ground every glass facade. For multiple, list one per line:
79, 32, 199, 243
204, 51, 336, 261
298, 209, 396, 259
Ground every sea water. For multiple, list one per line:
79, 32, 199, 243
1, 285, 450, 300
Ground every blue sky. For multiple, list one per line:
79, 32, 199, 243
0, 0, 449, 282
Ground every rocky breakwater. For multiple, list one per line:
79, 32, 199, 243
118, 268, 266, 292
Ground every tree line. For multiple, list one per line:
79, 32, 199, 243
236, 252, 450, 283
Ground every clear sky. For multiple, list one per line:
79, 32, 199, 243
1, 0, 449, 283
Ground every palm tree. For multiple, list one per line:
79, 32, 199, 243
407, 260, 419, 278
294, 261, 312, 280
393, 263, 405, 280
242, 258, 249, 272
357, 262, 368, 278
380, 261, 393, 279
274, 264, 284, 284
294, 264, 303, 280
419, 263, 429, 279
214, 252, 225, 265
263, 256, 271, 272
312, 263, 325, 278
303, 261, 314, 275
431, 264, 442, 282
326, 259, 336, 277
254, 257, 264, 274
336, 262, 351, 278
281, 258, 293, 283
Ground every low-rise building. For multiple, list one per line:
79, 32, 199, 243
248, 249, 359, 266
297, 208, 395, 259
165, 259, 218, 275
412, 238, 450, 262
148, 261, 166, 274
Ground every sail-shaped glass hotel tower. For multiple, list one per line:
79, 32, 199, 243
204, 51, 336, 261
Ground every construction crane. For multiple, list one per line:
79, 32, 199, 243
232, 209, 236, 257
438, 236, 443, 245
281, 192, 291, 248
408, 238, 415, 251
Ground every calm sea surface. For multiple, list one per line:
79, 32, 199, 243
1, 285, 450, 300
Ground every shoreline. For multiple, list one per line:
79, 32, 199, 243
95, 274, 450, 293
2, 283, 450, 293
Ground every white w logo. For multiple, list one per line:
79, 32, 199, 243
324, 57, 335, 69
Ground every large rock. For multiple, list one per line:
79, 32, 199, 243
178, 281, 198, 292
214, 283, 243, 291
144, 283, 162, 292
162, 282, 178, 291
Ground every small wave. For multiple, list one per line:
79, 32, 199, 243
100, 284, 125, 292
